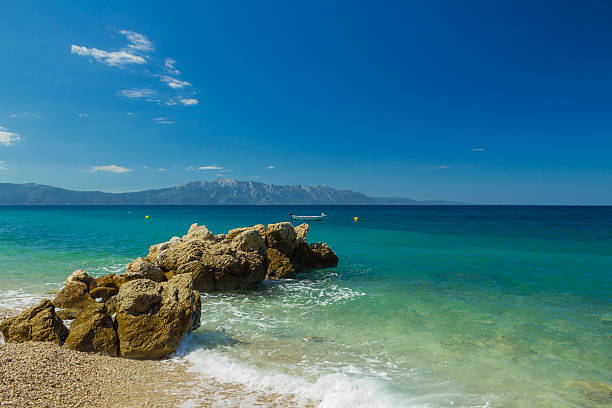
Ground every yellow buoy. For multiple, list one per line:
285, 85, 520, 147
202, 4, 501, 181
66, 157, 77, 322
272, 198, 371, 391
354, 216, 359, 222
145, 215, 150, 219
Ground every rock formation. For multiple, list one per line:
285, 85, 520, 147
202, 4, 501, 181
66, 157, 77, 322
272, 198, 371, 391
5, 221, 336, 360
0, 299, 68, 345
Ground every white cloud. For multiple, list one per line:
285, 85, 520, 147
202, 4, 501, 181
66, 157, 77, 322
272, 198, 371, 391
9, 112, 37, 119
164, 58, 180, 75
179, 98, 198, 106
89, 165, 131, 173
0, 127, 20, 146
0, 161, 7, 170
156, 168, 167, 172
417, 165, 449, 170
160, 75, 191, 89
472, 148, 486, 151
153, 117, 175, 124
118, 88, 155, 99
191, 165, 223, 170
119, 30, 154, 52
71, 44, 146, 67
78, 113, 88, 118
265, 165, 275, 170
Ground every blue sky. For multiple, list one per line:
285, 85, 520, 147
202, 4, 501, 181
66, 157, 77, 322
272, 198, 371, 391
0, 0, 611, 204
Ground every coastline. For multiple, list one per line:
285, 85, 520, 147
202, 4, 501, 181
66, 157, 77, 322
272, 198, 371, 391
0, 342, 198, 408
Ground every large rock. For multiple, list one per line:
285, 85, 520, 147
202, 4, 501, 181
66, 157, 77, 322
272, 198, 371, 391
115, 274, 201, 359
65, 303, 118, 356
121, 257, 165, 283
66, 269, 95, 290
53, 279, 97, 318
266, 248, 296, 279
230, 229, 266, 253
0, 299, 68, 344
156, 239, 267, 291
184, 223, 214, 241
294, 223, 309, 243
293, 242, 339, 270
266, 222, 297, 256
227, 224, 267, 242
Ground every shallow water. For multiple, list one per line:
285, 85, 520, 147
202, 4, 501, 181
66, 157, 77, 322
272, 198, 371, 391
1, 205, 611, 407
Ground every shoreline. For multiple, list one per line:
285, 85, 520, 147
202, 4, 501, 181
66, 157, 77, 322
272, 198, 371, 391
0, 342, 199, 408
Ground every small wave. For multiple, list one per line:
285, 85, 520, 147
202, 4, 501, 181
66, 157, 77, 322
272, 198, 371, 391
0, 289, 45, 312
173, 337, 418, 408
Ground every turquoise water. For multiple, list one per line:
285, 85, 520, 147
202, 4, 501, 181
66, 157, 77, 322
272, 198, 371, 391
0, 206, 611, 407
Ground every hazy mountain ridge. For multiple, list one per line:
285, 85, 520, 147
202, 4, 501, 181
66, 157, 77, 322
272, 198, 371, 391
0, 179, 461, 205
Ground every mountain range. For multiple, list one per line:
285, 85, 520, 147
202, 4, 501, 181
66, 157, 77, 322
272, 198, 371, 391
0, 179, 461, 205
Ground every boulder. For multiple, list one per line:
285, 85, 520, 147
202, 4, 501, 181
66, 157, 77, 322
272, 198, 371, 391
65, 303, 118, 356
184, 223, 214, 241
116, 275, 200, 359
158, 239, 266, 291
294, 223, 309, 243
293, 242, 339, 269
0, 299, 68, 344
230, 229, 266, 253
53, 280, 96, 313
121, 257, 165, 283
227, 224, 267, 242
266, 222, 297, 256
65, 269, 95, 290
266, 248, 296, 279
95, 274, 117, 289
89, 286, 118, 302
147, 236, 183, 264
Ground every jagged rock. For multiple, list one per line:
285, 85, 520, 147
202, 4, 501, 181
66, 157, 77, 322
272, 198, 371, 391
266, 248, 296, 279
95, 274, 117, 289
147, 236, 183, 264
116, 274, 201, 359
66, 269, 95, 290
0, 299, 68, 344
121, 257, 165, 283
183, 223, 214, 241
90, 286, 118, 302
266, 222, 297, 256
53, 280, 96, 313
65, 303, 118, 356
293, 242, 339, 269
294, 223, 309, 243
157, 239, 266, 291
227, 224, 267, 242
230, 229, 266, 253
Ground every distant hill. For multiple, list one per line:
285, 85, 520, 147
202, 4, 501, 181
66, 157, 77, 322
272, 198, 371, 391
0, 179, 462, 205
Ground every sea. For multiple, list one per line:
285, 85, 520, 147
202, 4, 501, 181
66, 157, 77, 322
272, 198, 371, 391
0, 205, 610, 407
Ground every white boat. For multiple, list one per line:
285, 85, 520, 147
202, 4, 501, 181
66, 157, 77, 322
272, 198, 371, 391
289, 212, 327, 221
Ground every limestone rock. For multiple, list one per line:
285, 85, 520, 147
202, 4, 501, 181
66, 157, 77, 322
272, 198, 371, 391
65, 303, 118, 356
266, 248, 296, 279
294, 223, 309, 243
0, 299, 68, 344
184, 223, 214, 241
115, 275, 200, 359
121, 257, 164, 283
66, 269, 95, 290
95, 274, 117, 289
227, 224, 266, 242
293, 242, 339, 270
266, 222, 297, 256
53, 280, 96, 312
230, 229, 266, 253
89, 286, 118, 302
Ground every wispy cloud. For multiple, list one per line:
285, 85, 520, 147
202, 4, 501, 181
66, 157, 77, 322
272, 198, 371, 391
160, 75, 191, 89
472, 148, 486, 151
9, 112, 37, 119
417, 165, 449, 170
265, 165, 275, 170
153, 117, 175, 124
118, 89, 155, 99
0, 161, 7, 170
119, 30, 154, 52
78, 113, 88, 118
179, 98, 198, 106
164, 58, 180, 75
197, 165, 223, 170
0, 126, 21, 146
88, 165, 131, 173
71, 44, 146, 67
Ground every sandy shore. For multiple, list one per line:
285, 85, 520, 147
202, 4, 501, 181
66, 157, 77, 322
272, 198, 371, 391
0, 342, 198, 408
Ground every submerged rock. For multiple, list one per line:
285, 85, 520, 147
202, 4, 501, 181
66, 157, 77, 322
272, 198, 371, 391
0, 299, 68, 345
115, 274, 201, 359
65, 303, 118, 356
